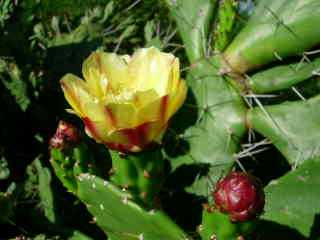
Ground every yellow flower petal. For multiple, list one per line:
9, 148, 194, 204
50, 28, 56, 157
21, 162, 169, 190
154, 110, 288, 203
128, 47, 176, 96
82, 51, 131, 98
165, 79, 188, 121
132, 89, 159, 108
136, 95, 168, 126
60, 74, 94, 118
61, 74, 112, 129
83, 117, 127, 143
168, 57, 181, 93
104, 120, 168, 152
104, 102, 137, 129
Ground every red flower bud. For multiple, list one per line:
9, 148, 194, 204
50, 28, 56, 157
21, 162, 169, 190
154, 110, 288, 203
213, 171, 265, 222
50, 120, 80, 149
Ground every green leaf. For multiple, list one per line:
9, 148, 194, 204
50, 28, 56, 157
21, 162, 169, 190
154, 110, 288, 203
0, 156, 10, 180
247, 94, 320, 165
98, 1, 114, 24
76, 173, 188, 240
144, 20, 155, 43
224, 0, 320, 73
34, 157, 57, 224
262, 157, 320, 237
0, 0, 14, 28
0, 60, 31, 111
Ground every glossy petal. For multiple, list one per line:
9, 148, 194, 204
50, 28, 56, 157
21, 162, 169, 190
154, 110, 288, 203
104, 103, 137, 129
61, 74, 95, 118
61, 74, 112, 132
82, 52, 131, 98
83, 118, 127, 144
128, 47, 177, 96
104, 120, 168, 152
165, 79, 188, 121
168, 57, 181, 93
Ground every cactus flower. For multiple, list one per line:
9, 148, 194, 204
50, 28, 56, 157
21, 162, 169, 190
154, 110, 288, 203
213, 171, 265, 222
60, 47, 187, 152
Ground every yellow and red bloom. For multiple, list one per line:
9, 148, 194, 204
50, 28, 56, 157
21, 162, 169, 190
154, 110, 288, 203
60, 47, 187, 152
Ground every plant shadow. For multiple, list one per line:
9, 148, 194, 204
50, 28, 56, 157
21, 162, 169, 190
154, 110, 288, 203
309, 214, 320, 240
255, 220, 307, 240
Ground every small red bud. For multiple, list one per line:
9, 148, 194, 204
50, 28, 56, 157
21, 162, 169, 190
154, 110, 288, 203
50, 120, 80, 149
213, 171, 265, 222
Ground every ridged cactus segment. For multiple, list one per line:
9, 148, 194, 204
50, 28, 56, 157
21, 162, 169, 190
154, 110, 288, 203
248, 56, 320, 93
262, 157, 320, 237
76, 173, 188, 240
165, 0, 217, 62
172, 57, 246, 170
247, 95, 320, 165
50, 143, 102, 194
110, 149, 164, 204
50, 148, 78, 193
223, 0, 320, 73
199, 208, 256, 240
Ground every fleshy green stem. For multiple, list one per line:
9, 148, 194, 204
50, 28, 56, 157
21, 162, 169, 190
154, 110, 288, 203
199, 206, 257, 240
110, 148, 165, 206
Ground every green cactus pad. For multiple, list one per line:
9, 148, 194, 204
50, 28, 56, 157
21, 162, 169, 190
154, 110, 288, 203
262, 157, 320, 237
248, 56, 320, 93
248, 94, 320, 165
76, 173, 189, 240
224, 0, 320, 73
165, 0, 217, 62
199, 209, 256, 240
170, 57, 246, 175
110, 149, 164, 204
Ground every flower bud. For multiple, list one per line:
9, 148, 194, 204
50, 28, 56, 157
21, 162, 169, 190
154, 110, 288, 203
60, 47, 187, 153
213, 171, 265, 222
50, 120, 80, 149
